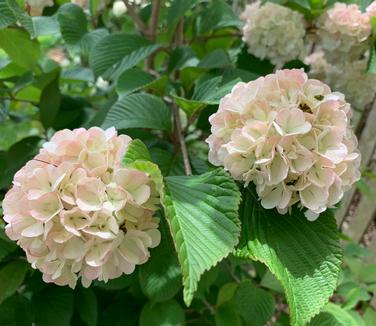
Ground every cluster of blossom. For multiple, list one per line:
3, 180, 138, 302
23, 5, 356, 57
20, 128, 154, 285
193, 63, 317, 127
207, 69, 360, 220
241, 2, 376, 109
3, 127, 160, 288
240, 2, 306, 67
316, 3, 371, 63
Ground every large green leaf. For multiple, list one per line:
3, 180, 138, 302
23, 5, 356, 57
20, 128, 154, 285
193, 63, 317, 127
116, 68, 156, 96
0, 260, 28, 304
57, 3, 88, 47
0, 28, 40, 69
89, 33, 159, 78
236, 188, 343, 326
163, 168, 241, 305
0, 229, 17, 262
32, 286, 74, 326
102, 93, 172, 131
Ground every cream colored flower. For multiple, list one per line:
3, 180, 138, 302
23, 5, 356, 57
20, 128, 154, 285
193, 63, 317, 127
3, 127, 160, 288
207, 69, 360, 220
317, 3, 371, 63
241, 2, 306, 66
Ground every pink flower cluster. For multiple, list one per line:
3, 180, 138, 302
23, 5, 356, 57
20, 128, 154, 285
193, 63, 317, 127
207, 69, 360, 220
317, 3, 371, 63
3, 127, 160, 288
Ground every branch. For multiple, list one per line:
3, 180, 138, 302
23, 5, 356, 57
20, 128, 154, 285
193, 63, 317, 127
172, 102, 192, 176
145, 0, 161, 70
171, 18, 192, 176
123, 0, 148, 35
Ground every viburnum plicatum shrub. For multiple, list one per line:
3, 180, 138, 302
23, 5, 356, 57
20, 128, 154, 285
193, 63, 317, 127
1, 0, 375, 325
3, 127, 160, 287
206, 69, 360, 220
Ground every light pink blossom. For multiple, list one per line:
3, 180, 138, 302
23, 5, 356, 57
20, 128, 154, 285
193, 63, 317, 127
317, 3, 371, 63
207, 69, 360, 220
3, 127, 160, 288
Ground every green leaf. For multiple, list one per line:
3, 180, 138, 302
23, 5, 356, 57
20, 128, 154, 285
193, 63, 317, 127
173, 77, 240, 116
167, 0, 197, 29
0, 294, 33, 326
139, 300, 186, 326
0, 260, 28, 304
0, 0, 15, 28
309, 303, 359, 326
198, 0, 241, 34
163, 168, 241, 305
215, 303, 241, 326
57, 3, 88, 47
198, 50, 232, 69
343, 287, 371, 310
39, 70, 62, 129
236, 188, 343, 326
116, 68, 156, 96
75, 287, 98, 326
0, 28, 40, 69
368, 17, 376, 73
0, 229, 17, 262
364, 307, 376, 326
217, 282, 238, 306
89, 33, 159, 78
139, 216, 181, 302
233, 280, 275, 326
33, 286, 74, 326
122, 139, 152, 166
102, 93, 172, 131
358, 263, 376, 283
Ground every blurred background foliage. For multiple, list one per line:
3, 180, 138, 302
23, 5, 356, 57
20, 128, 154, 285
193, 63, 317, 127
1, 0, 376, 325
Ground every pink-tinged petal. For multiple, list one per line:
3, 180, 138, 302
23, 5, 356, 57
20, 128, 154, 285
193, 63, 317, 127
307, 162, 335, 187
300, 184, 329, 211
145, 229, 161, 248
85, 241, 112, 267
266, 154, 288, 185
60, 208, 92, 236
76, 177, 105, 211
63, 237, 86, 260
83, 211, 119, 240
118, 236, 147, 264
260, 184, 291, 210
103, 183, 127, 212
30, 192, 63, 221
21, 222, 44, 237
2, 187, 28, 217
274, 108, 311, 136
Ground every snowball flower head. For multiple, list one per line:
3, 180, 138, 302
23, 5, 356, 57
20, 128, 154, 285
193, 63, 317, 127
317, 3, 371, 63
304, 50, 331, 82
3, 127, 161, 288
206, 69, 360, 220
241, 2, 306, 66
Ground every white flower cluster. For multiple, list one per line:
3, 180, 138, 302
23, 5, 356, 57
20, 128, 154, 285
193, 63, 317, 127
3, 127, 160, 288
207, 69, 360, 220
241, 2, 306, 67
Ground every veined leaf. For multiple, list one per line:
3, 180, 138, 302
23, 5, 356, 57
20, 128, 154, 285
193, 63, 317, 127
309, 303, 359, 326
57, 3, 88, 47
75, 287, 97, 326
167, 0, 197, 29
102, 93, 172, 131
116, 68, 156, 96
236, 188, 342, 326
163, 168, 241, 305
89, 33, 159, 78
0, 0, 15, 28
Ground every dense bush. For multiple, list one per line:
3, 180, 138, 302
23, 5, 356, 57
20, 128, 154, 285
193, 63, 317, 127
1, 0, 376, 325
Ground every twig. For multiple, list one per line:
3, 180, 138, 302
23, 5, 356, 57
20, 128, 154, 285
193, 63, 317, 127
171, 19, 192, 176
146, 0, 162, 70
123, 0, 148, 35
172, 102, 192, 175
